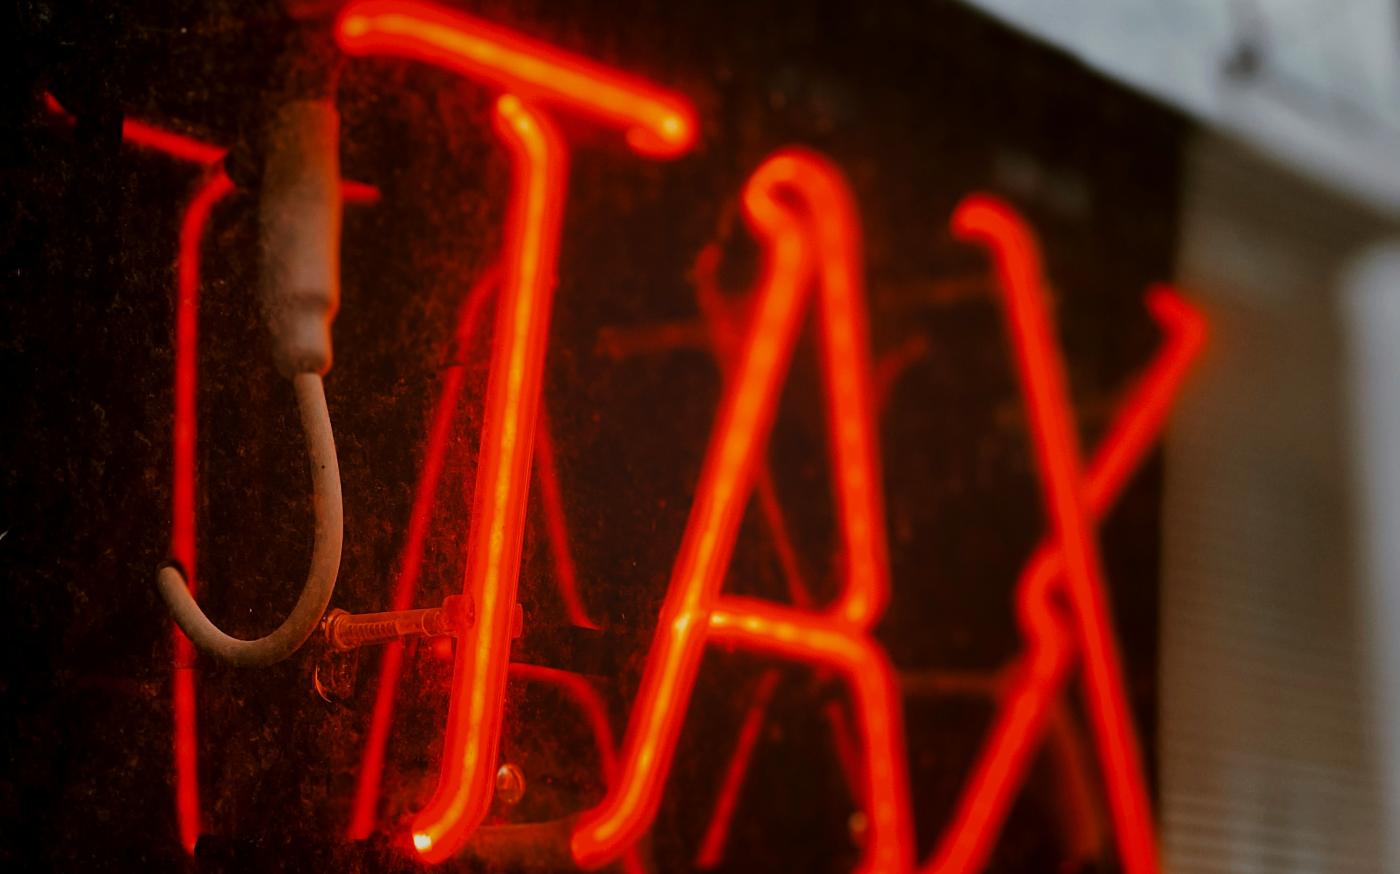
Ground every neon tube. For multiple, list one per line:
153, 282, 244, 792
572, 150, 911, 873
508, 664, 644, 874
335, 0, 696, 157
804, 171, 888, 629
171, 168, 235, 854
924, 285, 1205, 874
121, 117, 226, 165
690, 240, 869, 863
569, 155, 813, 868
692, 242, 815, 612
410, 95, 567, 863
43, 93, 380, 202
950, 195, 1162, 874
707, 599, 912, 874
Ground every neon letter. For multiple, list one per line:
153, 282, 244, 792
571, 150, 914, 873
947, 196, 1165, 874
335, 1, 697, 860
405, 92, 565, 861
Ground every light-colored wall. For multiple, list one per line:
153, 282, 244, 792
959, 0, 1400, 215
1162, 130, 1397, 873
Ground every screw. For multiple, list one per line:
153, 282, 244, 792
495, 762, 526, 806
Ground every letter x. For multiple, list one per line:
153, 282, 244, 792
335, 0, 697, 861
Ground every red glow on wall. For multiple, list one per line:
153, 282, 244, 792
332, 2, 699, 859
346, 265, 500, 842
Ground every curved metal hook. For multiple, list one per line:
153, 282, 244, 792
157, 372, 343, 667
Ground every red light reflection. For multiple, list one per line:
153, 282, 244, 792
172, 168, 236, 853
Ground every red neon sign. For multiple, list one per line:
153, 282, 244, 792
336, 0, 695, 157
327, 4, 1204, 870
90, 3, 1205, 866
571, 149, 913, 871
680, 237, 1204, 874
928, 198, 1188, 874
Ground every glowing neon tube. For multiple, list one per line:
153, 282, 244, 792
336, 0, 696, 156
924, 286, 1205, 874
951, 195, 1161, 874
706, 598, 913, 873
572, 150, 911, 873
170, 168, 236, 853
409, 95, 567, 863
508, 664, 644, 874
347, 266, 500, 841
336, 4, 696, 857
